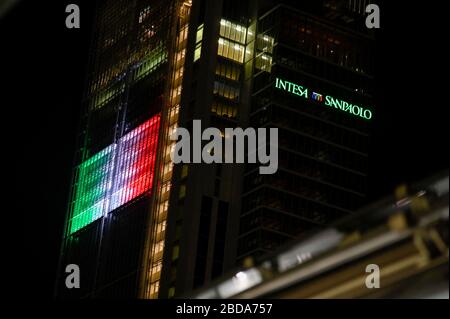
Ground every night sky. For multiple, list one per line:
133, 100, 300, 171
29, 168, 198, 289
4, 0, 447, 299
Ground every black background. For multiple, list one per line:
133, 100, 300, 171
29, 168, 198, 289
2, 0, 447, 299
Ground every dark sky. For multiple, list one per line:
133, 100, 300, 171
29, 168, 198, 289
3, 0, 447, 299
4, 0, 96, 298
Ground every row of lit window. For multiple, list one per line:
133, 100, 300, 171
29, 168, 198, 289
138, 5, 152, 24
145, 10, 191, 298
219, 19, 247, 45
216, 61, 241, 81
255, 53, 273, 72
133, 44, 168, 82
256, 34, 274, 54
218, 38, 245, 64
213, 81, 240, 101
194, 24, 203, 62
211, 101, 238, 119
90, 47, 168, 110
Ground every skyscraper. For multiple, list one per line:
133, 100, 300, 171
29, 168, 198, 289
237, 0, 374, 264
56, 0, 375, 299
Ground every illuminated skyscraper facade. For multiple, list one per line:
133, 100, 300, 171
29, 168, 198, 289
57, 0, 375, 299
237, 1, 375, 264
57, 0, 194, 298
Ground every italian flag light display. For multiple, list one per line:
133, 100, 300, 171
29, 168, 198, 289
69, 114, 161, 234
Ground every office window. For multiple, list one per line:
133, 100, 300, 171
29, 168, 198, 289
256, 34, 274, 54
194, 24, 204, 62
213, 81, 240, 101
138, 5, 151, 24
218, 38, 245, 63
216, 61, 241, 81
194, 43, 202, 62
149, 281, 159, 299
168, 287, 176, 298
255, 53, 272, 72
196, 23, 204, 43
219, 19, 247, 44
172, 245, 180, 261
254, 32, 274, 73
133, 44, 168, 82
179, 184, 186, 199
150, 262, 162, 282
211, 101, 237, 119
90, 82, 126, 111
181, 164, 189, 179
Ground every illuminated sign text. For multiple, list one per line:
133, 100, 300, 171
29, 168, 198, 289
275, 78, 373, 120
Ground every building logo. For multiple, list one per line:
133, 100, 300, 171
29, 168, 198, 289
311, 92, 323, 102
274, 78, 308, 99
275, 78, 373, 120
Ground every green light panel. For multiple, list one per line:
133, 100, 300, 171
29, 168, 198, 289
70, 145, 116, 234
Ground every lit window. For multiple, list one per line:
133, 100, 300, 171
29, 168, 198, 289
179, 184, 186, 199
219, 19, 247, 44
256, 34, 274, 54
156, 221, 166, 235
212, 101, 237, 119
194, 24, 203, 62
196, 24, 204, 43
181, 165, 189, 178
215, 62, 240, 81
255, 53, 272, 72
149, 281, 160, 298
138, 6, 151, 24
217, 38, 245, 63
172, 245, 180, 261
213, 81, 240, 101
194, 43, 202, 62
153, 240, 164, 255
133, 44, 168, 82
151, 262, 162, 275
